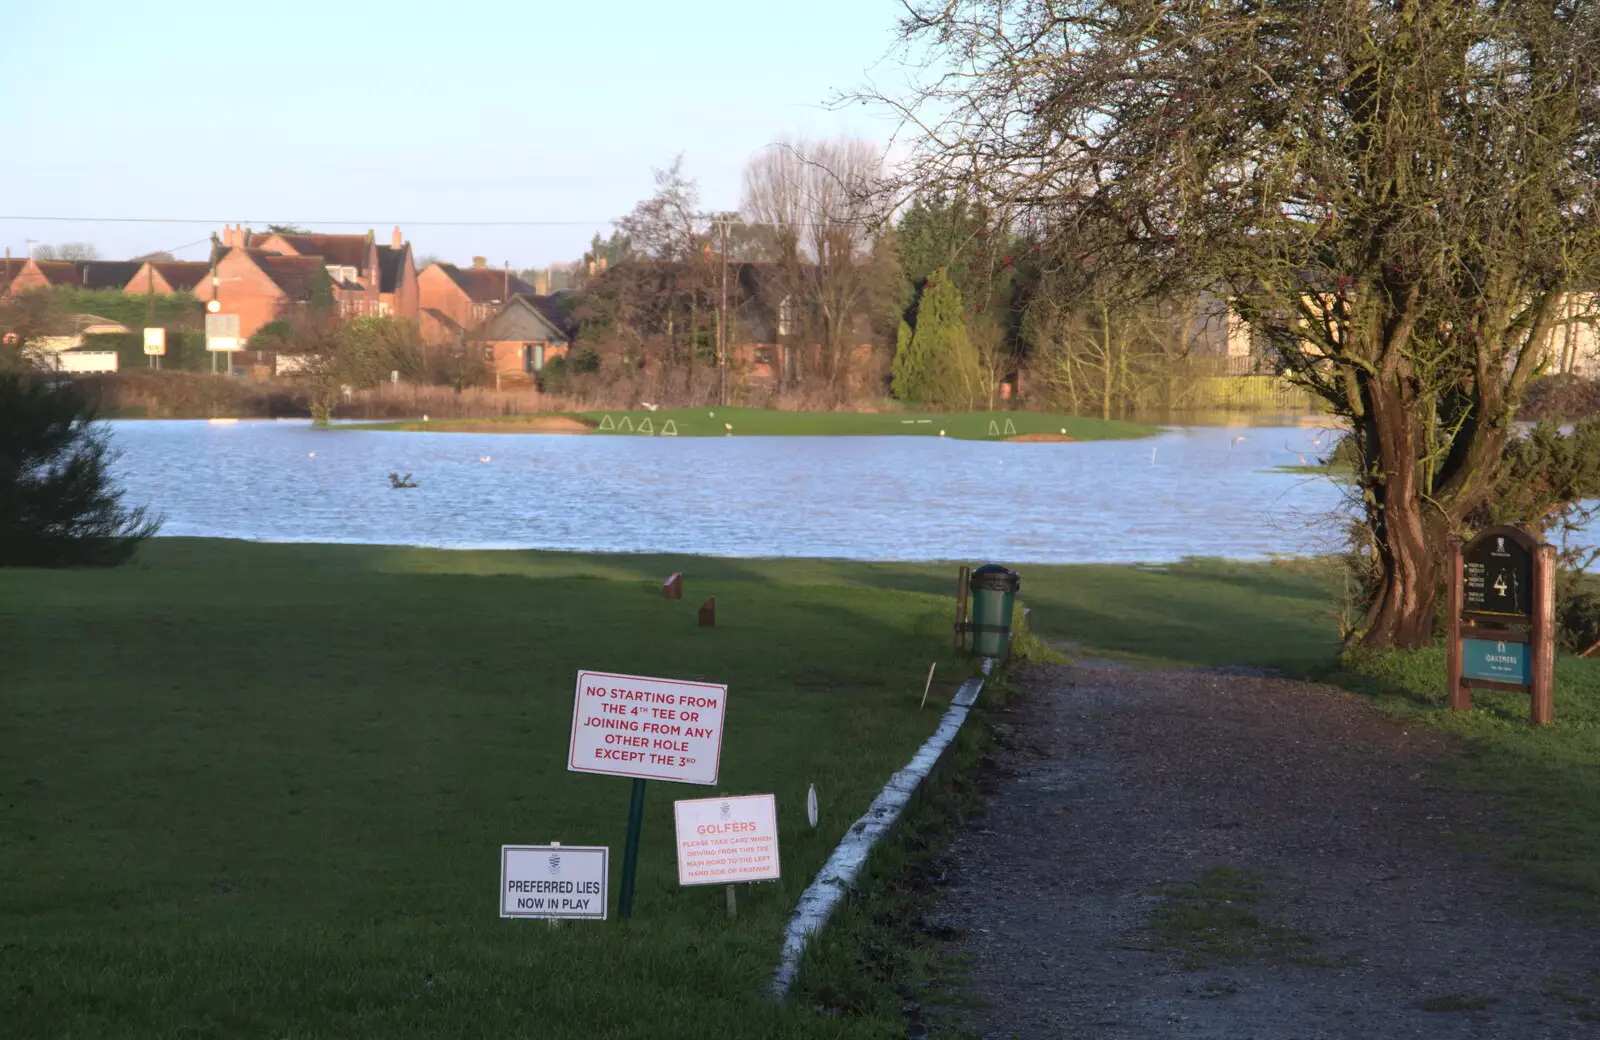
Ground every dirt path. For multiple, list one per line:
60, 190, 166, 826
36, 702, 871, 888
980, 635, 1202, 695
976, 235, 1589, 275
930, 663, 1600, 1038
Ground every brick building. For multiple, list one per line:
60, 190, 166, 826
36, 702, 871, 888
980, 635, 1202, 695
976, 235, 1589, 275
418, 258, 535, 344
479, 293, 574, 384
122, 260, 212, 295
191, 248, 329, 340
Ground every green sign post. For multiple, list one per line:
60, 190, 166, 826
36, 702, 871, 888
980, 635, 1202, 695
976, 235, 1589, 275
1446, 525, 1555, 725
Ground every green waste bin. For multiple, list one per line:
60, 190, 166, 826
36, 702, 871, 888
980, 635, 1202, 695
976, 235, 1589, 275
968, 564, 1020, 658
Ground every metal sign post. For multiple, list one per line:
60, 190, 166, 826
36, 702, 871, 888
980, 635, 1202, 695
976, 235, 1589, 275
1446, 525, 1556, 725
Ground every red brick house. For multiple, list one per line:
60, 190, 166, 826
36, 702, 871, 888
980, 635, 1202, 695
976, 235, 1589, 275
480, 293, 574, 384
375, 230, 419, 320
418, 259, 535, 343
233, 226, 380, 318
2, 258, 83, 294
191, 248, 329, 340
123, 260, 212, 295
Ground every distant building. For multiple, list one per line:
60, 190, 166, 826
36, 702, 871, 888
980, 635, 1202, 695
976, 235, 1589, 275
418, 258, 535, 343
2, 258, 84, 293
123, 260, 212, 295
479, 293, 574, 384
191, 248, 329, 340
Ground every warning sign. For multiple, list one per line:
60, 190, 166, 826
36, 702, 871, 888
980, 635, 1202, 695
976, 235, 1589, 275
568, 670, 727, 785
500, 844, 608, 919
673, 794, 780, 886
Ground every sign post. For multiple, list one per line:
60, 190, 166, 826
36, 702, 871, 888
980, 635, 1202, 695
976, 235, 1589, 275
568, 670, 728, 919
1447, 525, 1556, 725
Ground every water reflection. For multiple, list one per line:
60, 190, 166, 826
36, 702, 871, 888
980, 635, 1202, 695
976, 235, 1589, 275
107, 420, 1349, 563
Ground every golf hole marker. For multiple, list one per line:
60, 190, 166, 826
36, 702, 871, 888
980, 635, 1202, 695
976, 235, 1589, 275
673, 793, 780, 886
500, 844, 608, 920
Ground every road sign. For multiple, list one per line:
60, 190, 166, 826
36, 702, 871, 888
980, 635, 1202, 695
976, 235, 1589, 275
500, 844, 608, 919
205, 313, 241, 351
569, 670, 726, 785
673, 794, 779, 886
143, 328, 166, 356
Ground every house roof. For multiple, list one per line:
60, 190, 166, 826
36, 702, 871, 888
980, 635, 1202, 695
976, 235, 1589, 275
233, 250, 326, 300
481, 294, 574, 344
75, 261, 144, 290
376, 245, 408, 294
422, 308, 464, 335
30, 260, 83, 287
262, 232, 372, 269
435, 262, 535, 303
143, 261, 211, 292
520, 292, 580, 339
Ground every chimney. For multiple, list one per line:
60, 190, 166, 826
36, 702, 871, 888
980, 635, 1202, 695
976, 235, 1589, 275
392, 226, 403, 249
503, 261, 509, 300
472, 256, 488, 269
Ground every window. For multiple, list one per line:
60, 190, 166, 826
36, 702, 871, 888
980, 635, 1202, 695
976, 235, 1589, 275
777, 295, 796, 337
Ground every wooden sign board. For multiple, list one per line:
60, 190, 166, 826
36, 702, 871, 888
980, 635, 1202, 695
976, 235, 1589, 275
1447, 525, 1554, 725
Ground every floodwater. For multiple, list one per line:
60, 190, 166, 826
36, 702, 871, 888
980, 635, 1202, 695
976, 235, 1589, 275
105, 419, 1349, 564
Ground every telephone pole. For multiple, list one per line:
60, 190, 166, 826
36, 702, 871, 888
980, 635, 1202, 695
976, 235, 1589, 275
717, 217, 729, 407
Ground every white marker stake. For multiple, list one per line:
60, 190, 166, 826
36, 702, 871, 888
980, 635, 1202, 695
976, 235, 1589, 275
807, 784, 818, 828
920, 662, 937, 709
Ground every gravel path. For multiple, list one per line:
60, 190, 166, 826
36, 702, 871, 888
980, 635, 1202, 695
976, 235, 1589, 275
930, 662, 1600, 1039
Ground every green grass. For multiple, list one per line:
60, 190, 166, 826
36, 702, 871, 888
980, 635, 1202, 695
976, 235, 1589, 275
0, 539, 977, 1039
1136, 866, 1312, 969
353, 406, 1157, 441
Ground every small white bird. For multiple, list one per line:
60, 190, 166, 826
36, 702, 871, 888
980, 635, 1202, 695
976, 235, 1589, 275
708, 411, 715, 418
641, 402, 660, 412
724, 423, 733, 432
1060, 428, 1067, 434
479, 456, 492, 463
1231, 435, 1247, 450
308, 452, 316, 457
422, 414, 429, 422
939, 430, 946, 437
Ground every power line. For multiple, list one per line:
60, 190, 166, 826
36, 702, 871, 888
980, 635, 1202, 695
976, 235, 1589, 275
0, 215, 620, 227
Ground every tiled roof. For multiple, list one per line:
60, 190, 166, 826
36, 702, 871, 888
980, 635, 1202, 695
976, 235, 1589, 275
146, 261, 211, 291
264, 233, 371, 269
436, 262, 535, 303
76, 261, 144, 289
519, 292, 579, 339
422, 307, 464, 334
31, 260, 82, 287
376, 245, 407, 294
252, 252, 327, 300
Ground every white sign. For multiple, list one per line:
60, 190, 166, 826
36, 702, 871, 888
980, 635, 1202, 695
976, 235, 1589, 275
205, 313, 242, 351
143, 327, 166, 355
673, 794, 780, 886
568, 670, 727, 785
500, 844, 608, 919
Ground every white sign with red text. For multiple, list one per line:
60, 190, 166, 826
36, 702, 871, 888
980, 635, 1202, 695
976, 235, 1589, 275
568, 670, 727, 785
674, 794, 780, 886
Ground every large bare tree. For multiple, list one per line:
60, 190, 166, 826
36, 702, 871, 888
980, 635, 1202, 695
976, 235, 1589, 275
872, 0, 1600, 647
742, 138, 896, 395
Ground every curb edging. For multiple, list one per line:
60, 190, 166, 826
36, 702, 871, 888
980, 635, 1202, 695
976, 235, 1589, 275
770, 660, 992, 999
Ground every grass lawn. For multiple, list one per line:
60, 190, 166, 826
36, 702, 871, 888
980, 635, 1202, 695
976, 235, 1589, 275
354, 406, 1157, 441
7, 542, 1598, 1036
0, 540, 975, 1039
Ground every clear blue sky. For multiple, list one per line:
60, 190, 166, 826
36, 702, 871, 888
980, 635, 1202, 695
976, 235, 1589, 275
0, 0, 910, 268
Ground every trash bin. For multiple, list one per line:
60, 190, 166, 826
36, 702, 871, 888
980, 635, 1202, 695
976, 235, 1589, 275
968, 564, 1020, 658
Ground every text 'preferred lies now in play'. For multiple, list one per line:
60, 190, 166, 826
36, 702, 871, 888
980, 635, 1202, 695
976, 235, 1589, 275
568, 670, 727, 785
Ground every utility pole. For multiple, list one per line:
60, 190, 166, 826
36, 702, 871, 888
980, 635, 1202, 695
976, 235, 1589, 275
717, 217, 729, 407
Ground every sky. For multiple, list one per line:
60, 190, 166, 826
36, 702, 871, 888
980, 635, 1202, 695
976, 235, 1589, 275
0, 0, 916, 268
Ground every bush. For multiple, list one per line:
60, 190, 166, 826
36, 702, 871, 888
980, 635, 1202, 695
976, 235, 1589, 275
0, 375, 160, 566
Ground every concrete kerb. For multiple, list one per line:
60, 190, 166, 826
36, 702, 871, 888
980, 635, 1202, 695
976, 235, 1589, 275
770, 658, 994, 1000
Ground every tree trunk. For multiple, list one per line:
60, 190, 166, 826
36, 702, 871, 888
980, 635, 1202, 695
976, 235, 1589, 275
1100, 303, 1113, 420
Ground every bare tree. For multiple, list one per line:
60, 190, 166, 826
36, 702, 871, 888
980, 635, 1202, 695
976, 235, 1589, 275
870, 0, 1600, 648
32, 242, 99, 262
742, 138, 895, 396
